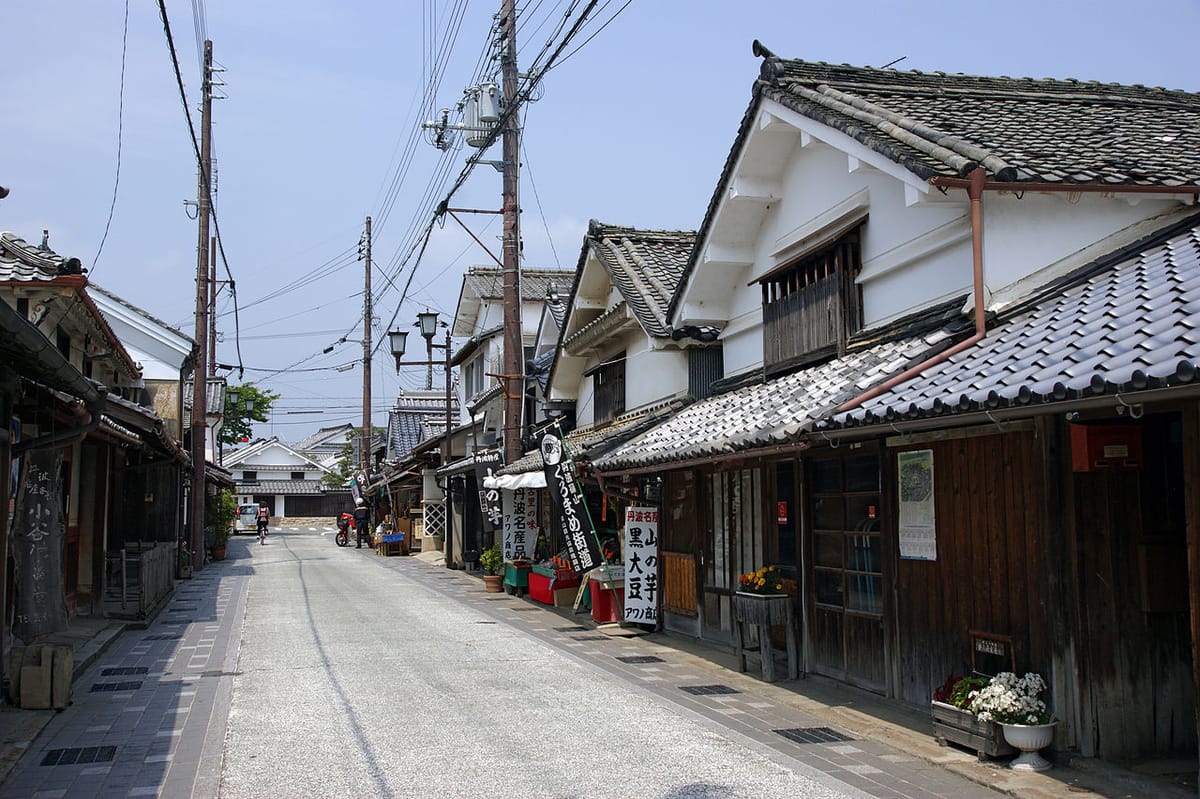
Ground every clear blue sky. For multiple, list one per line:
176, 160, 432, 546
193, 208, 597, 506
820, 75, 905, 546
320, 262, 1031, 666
5, 1, 1198, 445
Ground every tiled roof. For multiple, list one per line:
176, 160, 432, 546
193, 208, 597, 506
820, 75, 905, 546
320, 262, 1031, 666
500, 399, 688, 476
584, 221, 695, 337
293, 424, 354, 453
239, 480, 329, 494
593, 332, 948, 473
0, 232, 84, 280
826, 212, 1200, 428
756, 52, 1200, 186
462, 266, 574, 301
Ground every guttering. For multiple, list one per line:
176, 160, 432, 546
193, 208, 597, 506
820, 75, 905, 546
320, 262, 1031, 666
817, 382, 1200, 443
838, 167, 989, 413
928, 175, 1200, 198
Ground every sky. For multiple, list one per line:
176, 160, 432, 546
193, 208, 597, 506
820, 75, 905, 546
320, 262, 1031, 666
4, 1, 1199, 448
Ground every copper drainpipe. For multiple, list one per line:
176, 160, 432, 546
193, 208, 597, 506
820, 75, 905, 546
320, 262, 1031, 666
837, 166, 989, 413
836, 171, 1200, 415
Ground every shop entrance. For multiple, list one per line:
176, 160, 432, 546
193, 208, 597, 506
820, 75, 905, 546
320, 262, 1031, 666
701, 469, 763, 644
806, 451, 886, 692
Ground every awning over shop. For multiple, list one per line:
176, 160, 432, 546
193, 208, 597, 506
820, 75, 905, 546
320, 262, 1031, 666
592, 331, 945, 474
495, 398, 690, 482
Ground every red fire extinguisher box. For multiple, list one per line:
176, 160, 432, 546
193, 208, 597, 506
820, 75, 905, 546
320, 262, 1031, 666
1070, 423, 1142, 472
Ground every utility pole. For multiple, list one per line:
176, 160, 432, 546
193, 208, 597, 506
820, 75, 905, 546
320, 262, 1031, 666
190, 39, 214, 571
499, 0, 524, 466
208, 236, 217, 376
361, 215, 373, 473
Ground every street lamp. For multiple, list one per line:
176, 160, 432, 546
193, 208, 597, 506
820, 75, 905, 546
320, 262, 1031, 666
389, 312, 455, 562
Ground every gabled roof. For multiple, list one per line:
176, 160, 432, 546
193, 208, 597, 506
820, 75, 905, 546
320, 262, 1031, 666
0, 233, 141, 381
293, 424, 354, 453
386, 390, 458, 459
452, 265, 574, 336
753, 46, 1200, 186
827, 209, 1200, 430
670, 45, 1200, 323
581, 221, 695, 338
222, 436, 329, 472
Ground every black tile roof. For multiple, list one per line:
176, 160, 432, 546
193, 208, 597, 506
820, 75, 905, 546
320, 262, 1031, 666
756, 50, 1200, 186
583, 221, 695, 337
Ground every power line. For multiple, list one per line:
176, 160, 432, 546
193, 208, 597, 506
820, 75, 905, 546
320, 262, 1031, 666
91, 0, 130, 276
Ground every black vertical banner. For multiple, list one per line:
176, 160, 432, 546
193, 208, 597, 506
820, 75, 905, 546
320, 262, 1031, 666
12, 448, 68, 643
540, 433, 600, 576
474, 449, 503, 533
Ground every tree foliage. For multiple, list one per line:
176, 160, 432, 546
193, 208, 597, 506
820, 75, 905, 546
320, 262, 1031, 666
320, 426, 385, 490
221, 383, 280, 446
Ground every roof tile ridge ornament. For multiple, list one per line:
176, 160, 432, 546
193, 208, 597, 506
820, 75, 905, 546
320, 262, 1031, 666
752, 39, 786, 82
814, 84, 1020, 181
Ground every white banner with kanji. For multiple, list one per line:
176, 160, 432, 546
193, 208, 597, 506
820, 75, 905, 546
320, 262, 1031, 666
501, 487, 539, 561
623, 506, 659, 623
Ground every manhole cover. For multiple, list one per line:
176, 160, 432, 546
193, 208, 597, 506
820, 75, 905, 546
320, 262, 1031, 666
101, 667, 149, 677
90, 681, 142, 693
680, 684, 739, 696
41, 746, 117, 767
775, 727, 854, 744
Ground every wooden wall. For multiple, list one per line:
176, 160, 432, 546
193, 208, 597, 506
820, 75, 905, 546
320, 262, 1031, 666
892, 428, 1049, 707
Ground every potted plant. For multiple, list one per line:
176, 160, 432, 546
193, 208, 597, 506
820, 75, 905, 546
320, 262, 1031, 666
969, 672, 1056, 771
208, 490, 237, 561
479, 544, 504, 593
931, 674, 1015, 758
736, 565, 784, 595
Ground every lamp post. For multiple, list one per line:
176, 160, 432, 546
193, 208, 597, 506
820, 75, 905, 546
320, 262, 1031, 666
389, 313, 454, 562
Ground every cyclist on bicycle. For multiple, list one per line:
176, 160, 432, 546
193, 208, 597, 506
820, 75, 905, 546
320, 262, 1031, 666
256, 503, 270, 539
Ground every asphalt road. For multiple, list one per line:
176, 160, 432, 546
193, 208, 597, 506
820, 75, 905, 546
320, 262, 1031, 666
218, 528, 863, 798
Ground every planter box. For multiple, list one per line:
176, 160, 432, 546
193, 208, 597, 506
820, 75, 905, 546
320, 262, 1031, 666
931, 700, 1016, 758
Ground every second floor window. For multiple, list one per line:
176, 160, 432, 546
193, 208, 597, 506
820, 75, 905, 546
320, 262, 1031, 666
242, 470, 257, 482
760, 223, 864, 375
291, 471, 305, 481
464, 355, 484, 399
592, 354, 626, 424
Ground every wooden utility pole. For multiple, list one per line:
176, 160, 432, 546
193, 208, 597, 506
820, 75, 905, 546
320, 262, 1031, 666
208, 236, 217, 376
190, 39, 214, 570
500, 0, 524, 465
361, 215, 373, 472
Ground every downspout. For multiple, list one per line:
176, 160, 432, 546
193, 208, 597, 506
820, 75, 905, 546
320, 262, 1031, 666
837, 167, 989, 413
837, 171, 1200, 416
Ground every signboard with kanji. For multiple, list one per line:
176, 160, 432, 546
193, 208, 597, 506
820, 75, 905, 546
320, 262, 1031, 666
623, 506, 659, 624
501, 487, 539, 561
540, 433, 600, 575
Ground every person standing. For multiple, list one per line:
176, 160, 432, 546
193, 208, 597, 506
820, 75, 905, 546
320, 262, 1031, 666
352, 500, 371, 549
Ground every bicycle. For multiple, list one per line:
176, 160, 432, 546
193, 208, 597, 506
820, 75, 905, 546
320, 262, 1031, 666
257, 519, 268, 545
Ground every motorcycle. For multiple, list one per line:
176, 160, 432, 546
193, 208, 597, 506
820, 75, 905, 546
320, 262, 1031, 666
335, 514, 353, 547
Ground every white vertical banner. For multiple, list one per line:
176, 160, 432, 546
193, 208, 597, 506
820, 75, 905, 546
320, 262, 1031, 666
623, 506, 659, 623
502, 487, 539, 561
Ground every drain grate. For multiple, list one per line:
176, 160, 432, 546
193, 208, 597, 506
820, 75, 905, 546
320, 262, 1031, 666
573, 635, 609, 641
90, 681, 142, 693
169, 605, 197, 611
680, 684, 739, 696
143, 634, 181, 641
101, 667, 149, 677
555, 626, 588, 632
509, 607, 537, 611
41, 746, 117, 767
616, 656, 665, 664
775, 727, 854, 745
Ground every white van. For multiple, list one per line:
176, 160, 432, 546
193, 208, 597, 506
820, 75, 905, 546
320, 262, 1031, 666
235, 504, 259, 533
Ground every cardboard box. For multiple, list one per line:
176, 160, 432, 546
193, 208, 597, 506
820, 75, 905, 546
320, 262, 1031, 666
553, 585, 583, 608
